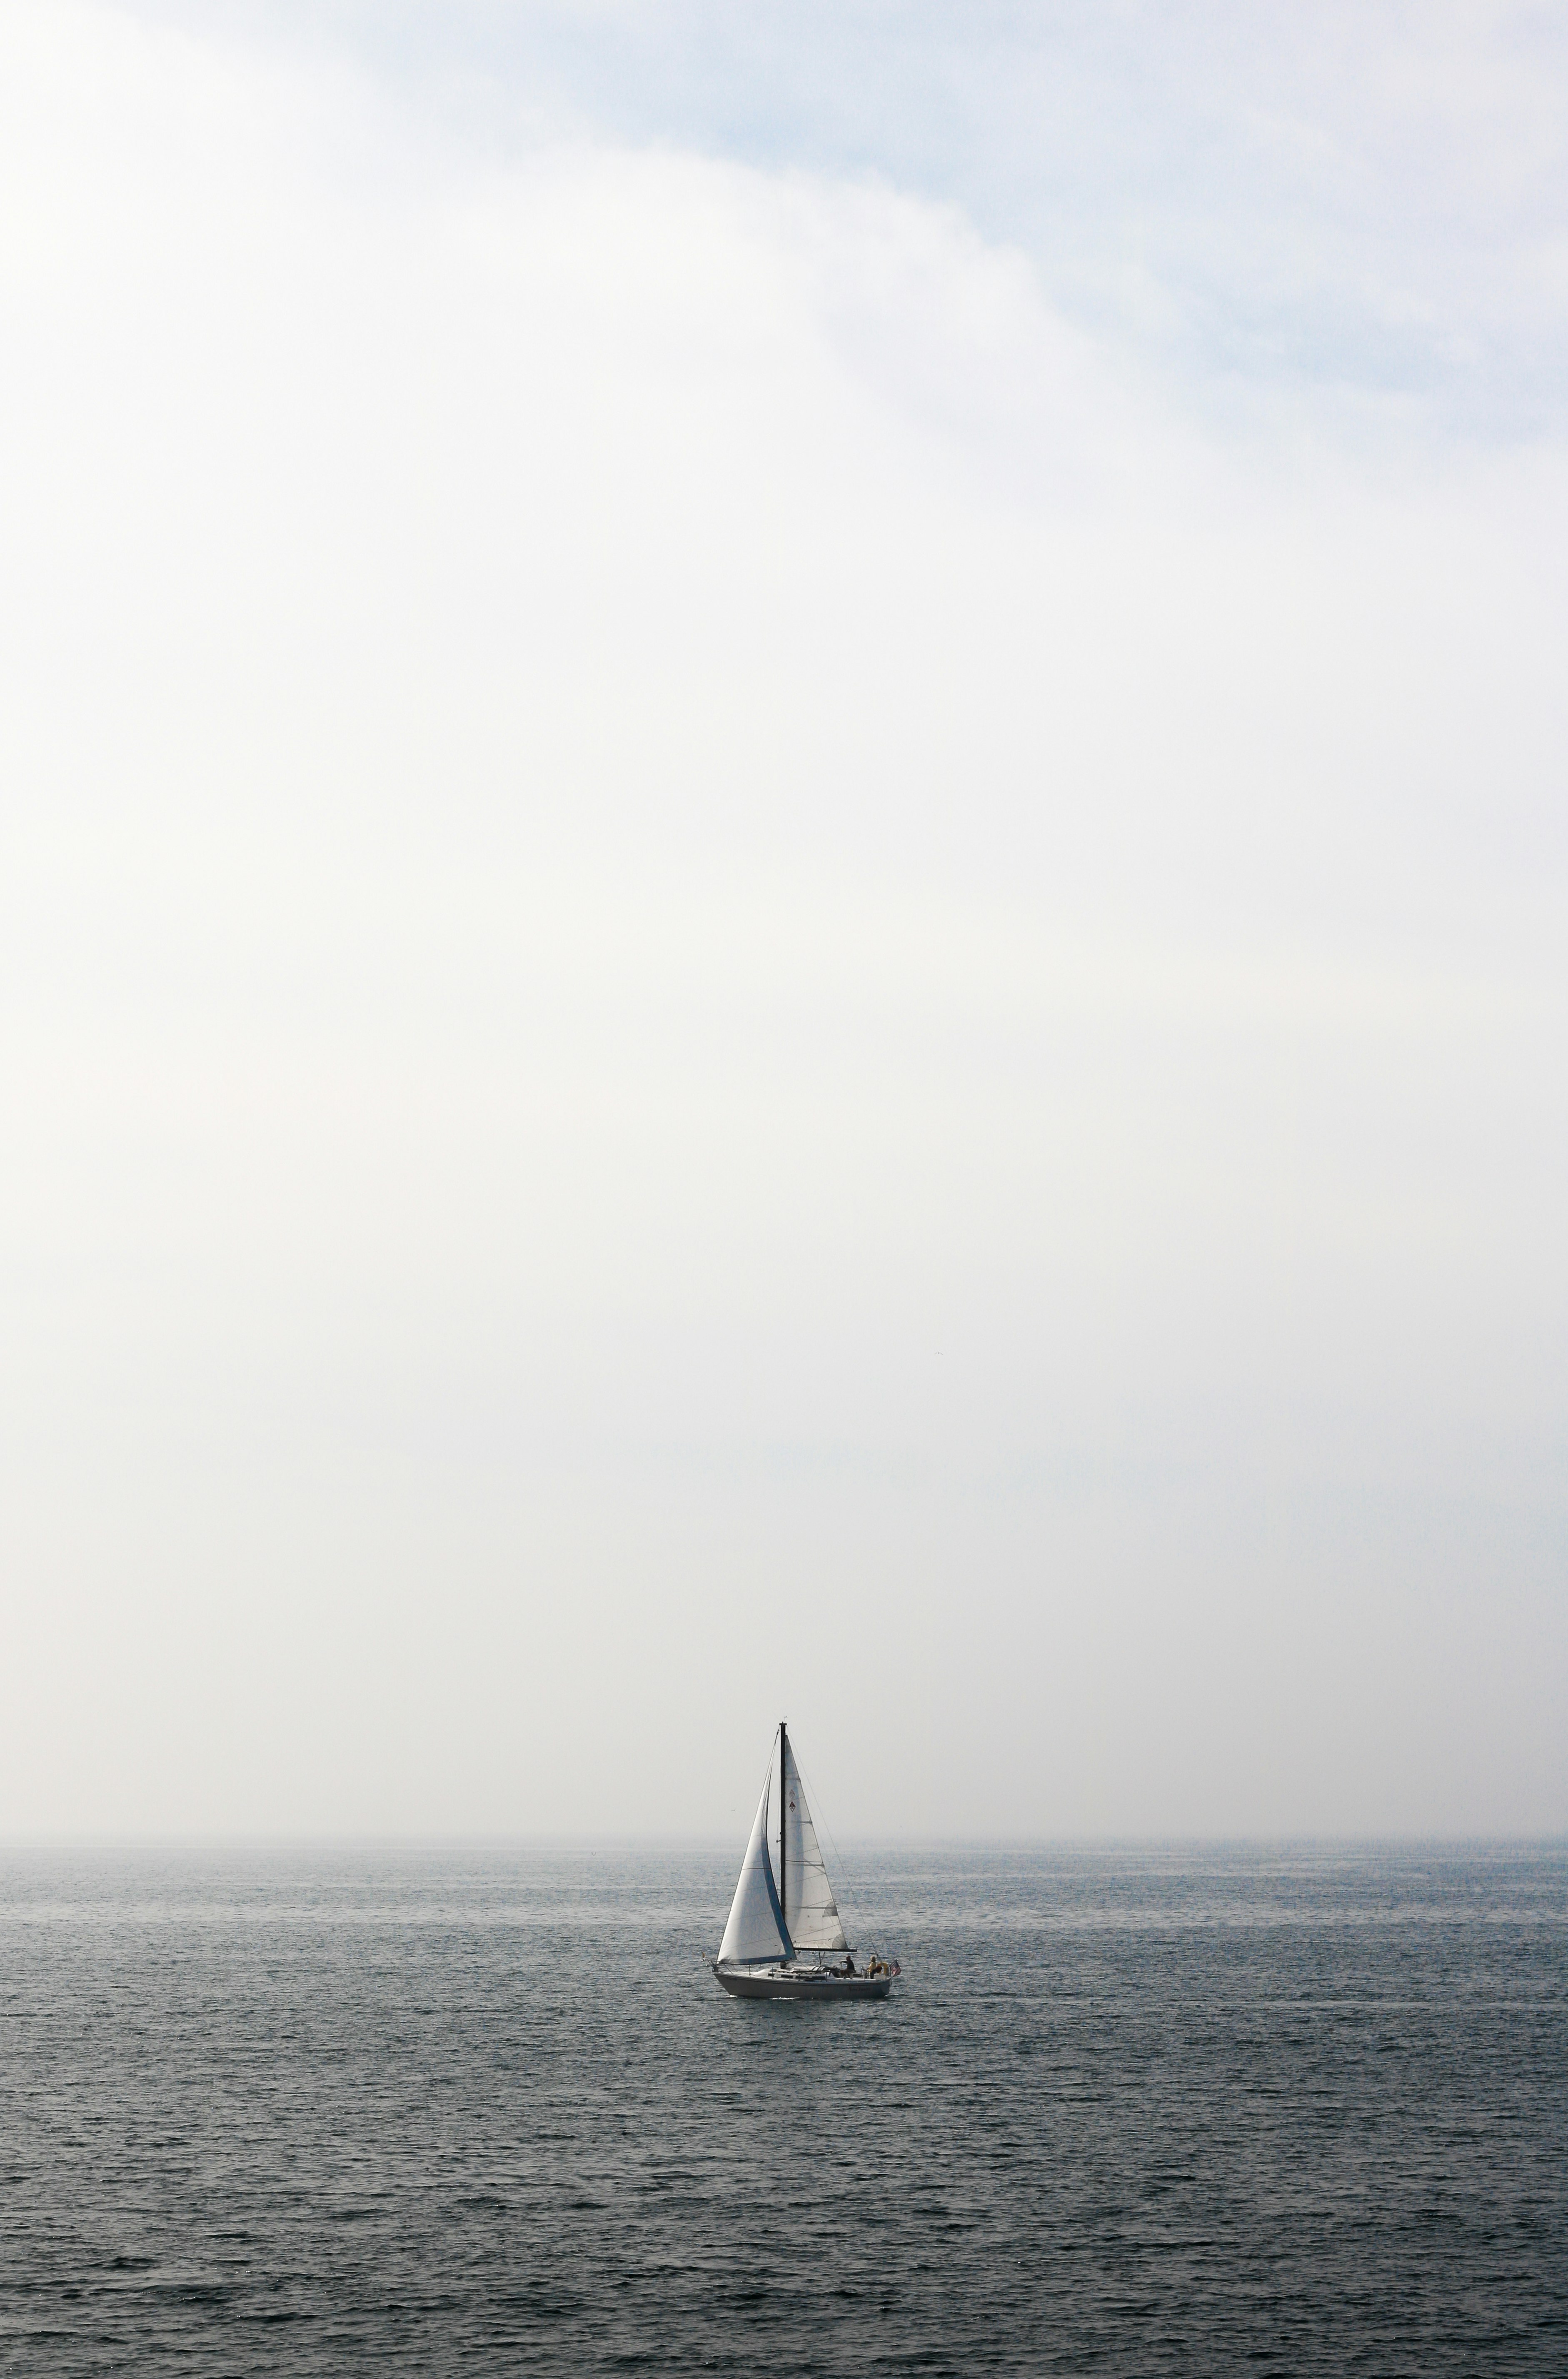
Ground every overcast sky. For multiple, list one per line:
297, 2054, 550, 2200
2, 1, 1565, 1839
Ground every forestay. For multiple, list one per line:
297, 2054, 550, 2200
781, 1737, 848, 1952
717, 1764, 793, 1965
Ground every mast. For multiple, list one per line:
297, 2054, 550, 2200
779, 1719, 787, 1958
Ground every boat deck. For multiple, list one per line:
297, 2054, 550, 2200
713, 1962, 894, 2001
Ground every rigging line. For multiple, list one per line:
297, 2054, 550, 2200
793, 1742, 847, 1900
743, 1727, 777, 1836
796, 1744, 887, 1959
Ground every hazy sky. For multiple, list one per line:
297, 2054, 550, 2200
3, 2, 1566, 1838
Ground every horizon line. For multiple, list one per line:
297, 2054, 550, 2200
2, 1831, 1565, 1852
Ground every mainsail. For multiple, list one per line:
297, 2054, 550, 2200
717, 1755, 793, 1965
780, 1735, 848, 1952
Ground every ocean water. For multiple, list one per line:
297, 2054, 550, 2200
1, 1845, 1564, 2374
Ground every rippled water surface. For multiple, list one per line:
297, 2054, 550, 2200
2, 1844, 1565, 2373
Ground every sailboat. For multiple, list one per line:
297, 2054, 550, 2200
712, 1722, 900, 2000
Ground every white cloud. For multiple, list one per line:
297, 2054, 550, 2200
1, 2, 1564, 1835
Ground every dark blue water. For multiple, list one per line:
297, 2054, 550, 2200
2, 1845, 1564, 2373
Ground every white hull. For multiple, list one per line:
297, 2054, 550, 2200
712, 1961, 894, 2001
